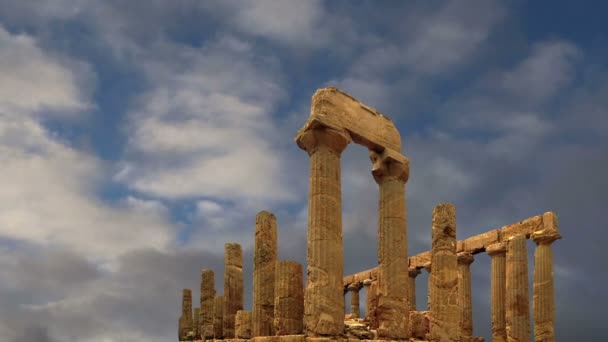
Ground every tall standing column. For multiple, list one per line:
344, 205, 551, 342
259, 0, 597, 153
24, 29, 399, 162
253, 211, 278, 337
408, 267, 420, 311
429, 203, 459, 342
200, 269, 216, 339
296, 126, 350, 336
223, 243, 243, 338
274, 260, 304, 335
486, 242, 507, 342
362, 279, 373, 320
506, 234, 530, 342
347, 283, 362, 318
179, 289, 193, 340
213, 295, 224, 339
370, 150, 410, 340
531, 212, 561, 342
457, 252, 474, 339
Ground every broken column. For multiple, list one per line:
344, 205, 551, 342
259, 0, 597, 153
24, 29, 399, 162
457, 252, 474, 339
347, 283, 362, 318
193, 307, 200, 339
213, 295, 224, 339
506, 234, 530, 342
235, 310, 252, 339
370, 150, 410, 340
223, 243, 244, 338
486, 242, 507, 342
428, 203, 459, 342
408, 267, 420, 311
274, 260, 304, 335
296, 125, 349, 336
200, 269, 215, 339
252, 210, 278, 337
178, 289, 193, 340
531, 212, 561, 342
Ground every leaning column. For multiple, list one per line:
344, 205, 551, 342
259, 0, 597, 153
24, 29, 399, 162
457, 252, 474, 339
506, 234, 531, 342
370, 150, 410, 340
428, 203, 459, 342
200, 269, 216, 339
486, 242, 507, 342
531, 212, 561, 342
347, 283, 362, 318
223, 243, 244, 338
274, 260, 304, 335
407, 267, 420, 311
296, 125, 349, 336
253, 211, 278, 337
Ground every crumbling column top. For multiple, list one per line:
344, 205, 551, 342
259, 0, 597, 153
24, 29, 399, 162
295, 125, 350, 156
531, 229, 562, 245
408, 266, 421, 277
457, 251, 475, 265
486, 242, 507, 256
347, 282, 362, 292
369, 149, 409, 183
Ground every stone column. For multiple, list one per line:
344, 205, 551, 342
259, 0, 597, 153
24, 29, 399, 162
408, 267, 420, 311
274, 260, 304, 335
531, 212, 561, 342
193, 307, 200, 339
506, 234, 530, 342
347, 283, 362, 318
423, 263, 432, 312
296, 126, 349, 336
200, 269, 216, 339
253, 210, 278, 337
370, 150, 410, 340
457, 252, 474, 339
179, 289, 193, 340
236, 310, 252, 339
213, 295, 224, 339
486, 242, 507, 342
362, 279, 373, 319
428, 203, 459, 342
223, 243, 244, 338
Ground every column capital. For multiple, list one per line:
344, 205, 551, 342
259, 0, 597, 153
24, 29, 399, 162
457, 251, 474, 265
362, 278, 373, 287
408, 266, 421, 278
422, 262, 432, 273
531, 229, 561, 245
486, 242, 507, 256
347, 282, 362, 292
296, 126, 350, 156
369, 149, 409, 183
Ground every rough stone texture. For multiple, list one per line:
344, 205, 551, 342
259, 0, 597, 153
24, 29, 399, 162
213, 295, 224, 339
423, 264, 432, 312
344, 319, 373, 339
253, 210, 278, 337
347, 283, 361, 318
193, 307, 200, 339
531, 212, 561, 342
274, 261, 304, 335
370, 150, 409, 340
408, 267, 420, 311
457, 252, 474, 338
428, 203, 459, 342
296, 126, 349, 337
235, 310, 252, 339
224, 243, 244, 338
409, 311, 430, 340
505, 234, 530, 342
251, 335, 305, 342
201, 269, 216, 339
486, 243, 507, 342
363, 279, 379, 329
179, 289, 194, 341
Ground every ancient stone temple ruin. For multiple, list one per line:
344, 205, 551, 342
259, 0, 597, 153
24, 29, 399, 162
178, 87, 562, 342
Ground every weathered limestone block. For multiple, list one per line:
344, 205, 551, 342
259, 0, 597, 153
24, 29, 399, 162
347, 283, 361, 318
486, 242, 507, 342
213, 295, 224, 339
252, 335, 305, 342
224, 243, 244, 338
408, 267, 420, 311
274, 261, 304, 335
506, 234, 530, 342
409, 310, 430, 340
370, 150, 409, 340
531, 212, 561, 342
344, 319, 373, 339
193, 307, 200, 339
179, 289, 194, 340
296, 126, 349, 337
253, 211, 278, 337
428, 203, 460, 342
457, 252, 474, 338
235, 310, 252, 339
363, 279, 379, 329
201, 269, 216, 339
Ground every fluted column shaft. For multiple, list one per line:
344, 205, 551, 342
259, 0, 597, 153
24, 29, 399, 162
213, 295, 224, 339
274, 261, 304, 335
487, 242, 507, 342
223, 243, 243, 338
348, 283, 362, 318
253, 211, 278, 337
532, 212, 561, 342
297, 126, 349, 337
429, 203, 459, 342
506, 234, 530, 342
408, 267, 420, 311
363, 279, 373, 319
457, 252, 475, 338
370, 150, 410, 340
200, 269, 215, 339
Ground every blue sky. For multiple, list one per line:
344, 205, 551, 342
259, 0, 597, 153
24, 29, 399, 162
0, 1, 606, 341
